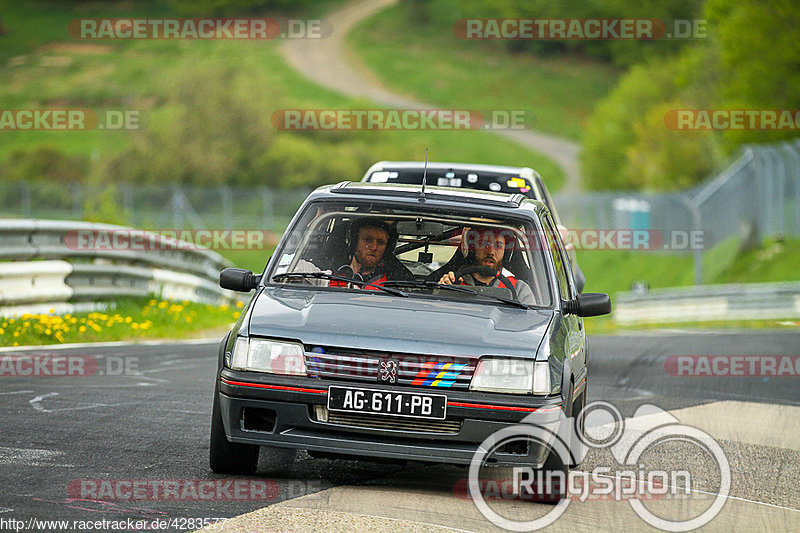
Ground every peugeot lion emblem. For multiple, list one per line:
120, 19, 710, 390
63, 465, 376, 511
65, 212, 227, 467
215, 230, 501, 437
378, 359, 399, 384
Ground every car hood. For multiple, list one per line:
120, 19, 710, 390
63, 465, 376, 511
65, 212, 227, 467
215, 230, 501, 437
247, 287, 553, 358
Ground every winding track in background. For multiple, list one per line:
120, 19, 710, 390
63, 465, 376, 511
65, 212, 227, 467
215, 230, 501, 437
279, 0, 583, 192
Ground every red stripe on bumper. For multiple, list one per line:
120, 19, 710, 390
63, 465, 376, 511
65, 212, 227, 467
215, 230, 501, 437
220, 377, 561, 412
220, 377, 327, 394
446, 401, 561, 413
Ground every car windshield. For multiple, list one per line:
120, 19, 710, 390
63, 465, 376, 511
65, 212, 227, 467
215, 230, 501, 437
266, 200, 554, 308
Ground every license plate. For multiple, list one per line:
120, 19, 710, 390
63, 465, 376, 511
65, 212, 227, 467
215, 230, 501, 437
327, 386, 447, 420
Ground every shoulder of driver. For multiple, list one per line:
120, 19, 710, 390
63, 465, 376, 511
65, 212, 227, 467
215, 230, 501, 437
462, 273, 536, 306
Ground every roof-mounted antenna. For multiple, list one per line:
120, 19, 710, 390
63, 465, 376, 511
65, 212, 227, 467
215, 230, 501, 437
419, 147, 429, 202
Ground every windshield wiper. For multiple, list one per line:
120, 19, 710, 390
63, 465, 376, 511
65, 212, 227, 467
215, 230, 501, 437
271, 272, 407, 297
381, 280, 529, 309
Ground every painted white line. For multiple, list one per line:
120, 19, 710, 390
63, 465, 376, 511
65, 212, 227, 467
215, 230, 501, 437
0, 390, 34, 395
28, 392, 138, 413
278, 508, 476, 533
29, 392, 59, 412
0, 337, 220, 353
587, 472, 800, 514
157, 409, 206, 415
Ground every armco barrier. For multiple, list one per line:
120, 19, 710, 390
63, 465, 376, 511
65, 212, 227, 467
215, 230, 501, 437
0, 260, 73, 305
0, 219, 246, 313
614, 282, 800, 324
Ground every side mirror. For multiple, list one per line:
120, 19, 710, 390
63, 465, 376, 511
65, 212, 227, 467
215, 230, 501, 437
564, 293, 611, 317
220, 268, 260, 292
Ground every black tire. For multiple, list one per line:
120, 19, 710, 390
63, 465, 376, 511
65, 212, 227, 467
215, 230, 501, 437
537, 444, 569, 503
534, 379, 573, 503
209, 391, 259, 474
569, 384, 587, 468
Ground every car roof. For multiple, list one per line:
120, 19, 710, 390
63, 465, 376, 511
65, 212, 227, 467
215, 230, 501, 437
306, 181, 551, 219
362, 161, 541, 180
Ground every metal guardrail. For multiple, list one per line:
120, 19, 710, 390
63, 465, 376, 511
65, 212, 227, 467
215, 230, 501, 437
614, 282, 800, 324
0, 219, 243, 314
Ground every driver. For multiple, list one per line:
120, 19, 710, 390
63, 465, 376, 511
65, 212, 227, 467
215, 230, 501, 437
439, 227, 536, 304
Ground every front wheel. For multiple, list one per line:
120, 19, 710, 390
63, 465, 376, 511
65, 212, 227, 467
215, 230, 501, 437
209, 391, 259, 474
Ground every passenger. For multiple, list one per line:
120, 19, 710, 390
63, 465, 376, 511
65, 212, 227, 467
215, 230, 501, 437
439, 227, 536, 305
330, 218, 398, 289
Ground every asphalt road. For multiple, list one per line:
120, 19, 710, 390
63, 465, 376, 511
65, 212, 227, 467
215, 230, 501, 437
0, 330, 798, 532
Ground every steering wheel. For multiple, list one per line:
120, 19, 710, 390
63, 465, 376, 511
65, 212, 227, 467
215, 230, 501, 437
454, 265, 517, 300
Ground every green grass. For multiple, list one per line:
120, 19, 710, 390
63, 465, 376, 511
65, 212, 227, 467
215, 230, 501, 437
578, 249, 694, 296
0, 0, 559, 186
585, 315, 800, 335
216, 246, 276, 273
347, 4, 620, 144
714, 238, 800, 283
578, 236, 800, 298
0, 297, 243, 346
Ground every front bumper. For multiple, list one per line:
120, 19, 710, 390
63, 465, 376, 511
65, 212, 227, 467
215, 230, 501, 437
218, 371, 564, 467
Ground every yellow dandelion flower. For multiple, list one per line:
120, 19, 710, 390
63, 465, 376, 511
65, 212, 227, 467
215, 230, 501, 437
0, 328, 4, 335
55, 331, 65, 342
236, 301, 244, 308
13, 331, 19, 337
148, 299, 157, 306
79, 326, 87, 333
125, 316, 133, 323
158, 301, 168, 309
13, 342, 18, 347
131, 322, 139, 330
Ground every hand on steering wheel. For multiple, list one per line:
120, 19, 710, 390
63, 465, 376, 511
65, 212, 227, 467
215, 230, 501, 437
452, 265, 518, 300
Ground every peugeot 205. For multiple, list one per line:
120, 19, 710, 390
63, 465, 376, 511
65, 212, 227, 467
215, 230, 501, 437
210, 181, 610, 483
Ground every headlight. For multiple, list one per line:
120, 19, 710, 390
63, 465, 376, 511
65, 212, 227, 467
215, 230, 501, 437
229, 337, 307, 375
470, 358, 550, 395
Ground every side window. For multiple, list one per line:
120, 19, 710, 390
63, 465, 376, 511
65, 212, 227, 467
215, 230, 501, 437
543, 215, 573, 301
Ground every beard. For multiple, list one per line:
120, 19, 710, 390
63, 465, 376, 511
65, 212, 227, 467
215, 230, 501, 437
476, 252, 501, 271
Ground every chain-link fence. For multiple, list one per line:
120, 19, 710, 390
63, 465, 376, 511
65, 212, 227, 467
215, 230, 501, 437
2, 139, 798, 284
0, 183, 312, 233
554, 139, 800, 283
